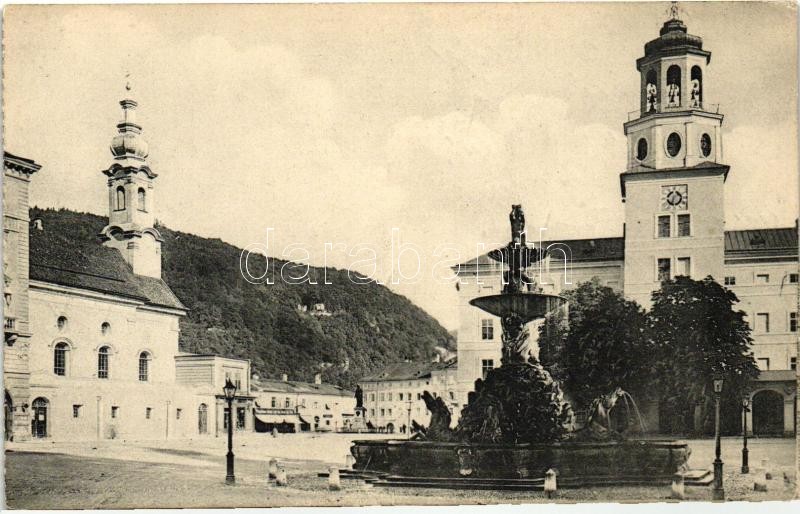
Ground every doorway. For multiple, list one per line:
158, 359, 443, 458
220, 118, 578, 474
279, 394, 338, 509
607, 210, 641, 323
31, 397, 48, 438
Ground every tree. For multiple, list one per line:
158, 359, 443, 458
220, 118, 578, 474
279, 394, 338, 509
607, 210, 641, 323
537, 279, 652, 411
648, 276, 758, 435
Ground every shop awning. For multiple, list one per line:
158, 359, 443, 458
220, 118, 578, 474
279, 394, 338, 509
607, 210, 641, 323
254, 412, 300, 425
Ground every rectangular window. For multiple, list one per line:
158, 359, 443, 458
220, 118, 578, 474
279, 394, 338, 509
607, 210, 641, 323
54, 348, 66, 376
398, 393, 404, 401
380, 408, 385, 417
284, 397, 291, 408
481, 319, 494, 340
270, 397, 277, 408
676, 257, 691, 277
789, 273, 799, 283
370, 409, 375, 417
236, 407, 245, 429
387, 393, 392, 401
724, 276, 736, 286
138, 356, 148, 382
388, 409, 392, 416
657, 215, 671, 238
368, 394, 374, 402
379, 393, 384, 402
757, 358, 770, 370
111, 406, 119, 419
235, 373, 242, 390
72, 405, 81, 418
791, 357, 797, 371
677, 214, 691, 237
481, 359, 494, 380
176, 408, 182, 420
313, 401, 318, 409
145, 407, 152, 419
789, 312, 797, 332
756, 313, 770, 333
755, 274, 770, 284
657, 258, 671, 282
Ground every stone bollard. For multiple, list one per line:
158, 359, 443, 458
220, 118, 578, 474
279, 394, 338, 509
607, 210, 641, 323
345, 454, 355, 470
544, 468, 557, 499
754, 465, 768, 492
670, 472, 685, 500
276, 466, 288, 486
268, 458, 279, 480
272, 428, 278, 438
761, 458, 772, 480
328, 466, 341, 491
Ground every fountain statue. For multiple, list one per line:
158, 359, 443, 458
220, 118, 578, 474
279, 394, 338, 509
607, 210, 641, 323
350, 205, 690, 487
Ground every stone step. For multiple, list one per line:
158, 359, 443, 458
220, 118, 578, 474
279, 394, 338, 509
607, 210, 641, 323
682, 468, 713, 487
370, 474, 681, 490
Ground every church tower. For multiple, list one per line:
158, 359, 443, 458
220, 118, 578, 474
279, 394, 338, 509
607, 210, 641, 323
621, 8, 729, 307
99, 89, 163, 278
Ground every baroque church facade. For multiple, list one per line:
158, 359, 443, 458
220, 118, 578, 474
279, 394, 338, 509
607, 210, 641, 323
452, 16, 797, 435
3, 94, 256, 441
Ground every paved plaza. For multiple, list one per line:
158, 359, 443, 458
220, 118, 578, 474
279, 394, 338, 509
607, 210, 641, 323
4, 433, 796, 508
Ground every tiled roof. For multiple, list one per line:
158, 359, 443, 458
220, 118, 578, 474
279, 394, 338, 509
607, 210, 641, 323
724, 228, 798, 257
458, 237, 625, 267
29, 214, 185, 311
457, 227, 797, 269
251, 378, 354, 397
360, 360, 456, 382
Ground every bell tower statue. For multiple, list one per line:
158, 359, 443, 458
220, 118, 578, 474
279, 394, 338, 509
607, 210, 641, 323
621, 7, 729, 307
99, 85, 163, 278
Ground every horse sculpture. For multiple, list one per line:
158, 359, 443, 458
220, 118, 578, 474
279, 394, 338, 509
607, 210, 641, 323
410, 391, 455, 441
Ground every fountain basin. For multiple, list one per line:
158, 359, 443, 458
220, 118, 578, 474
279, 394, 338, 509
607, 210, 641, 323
351, 439, 689, 484
469, 293, 565, 324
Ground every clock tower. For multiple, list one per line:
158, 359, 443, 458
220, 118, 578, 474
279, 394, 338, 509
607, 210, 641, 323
621, 11, 729, 307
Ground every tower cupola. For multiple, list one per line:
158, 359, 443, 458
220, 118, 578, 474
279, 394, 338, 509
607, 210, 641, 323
110, 98, 150, 162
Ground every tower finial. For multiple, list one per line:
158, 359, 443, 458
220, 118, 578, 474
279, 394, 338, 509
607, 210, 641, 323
668, 1, 681, 21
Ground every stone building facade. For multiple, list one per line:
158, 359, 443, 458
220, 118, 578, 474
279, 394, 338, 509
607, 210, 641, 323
3, 94, 253, 442
452, 16, 797, 436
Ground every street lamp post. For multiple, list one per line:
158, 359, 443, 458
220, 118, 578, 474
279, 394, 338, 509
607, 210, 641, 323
406, 399, 413, 440
223, 378, 237, 485
712, 375, 724, 500
741, 395, 750, 474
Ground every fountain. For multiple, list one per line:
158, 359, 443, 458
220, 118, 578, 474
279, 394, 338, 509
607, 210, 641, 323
350, 206, 690, 489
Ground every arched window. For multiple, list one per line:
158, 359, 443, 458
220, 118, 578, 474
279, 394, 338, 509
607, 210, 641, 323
115, 186, 126, 211
98, 346, 110, 379
138, 351, 150, 382
57, 316, 67, 331
137, 188, 147, 212
198, 403, 208, 434
53, 342, 68, 376
690, 66, 702, 108
645, 69, 658, 113
101, 322, 111, 336
666, 65, 681, 108
31, 397, 48, 438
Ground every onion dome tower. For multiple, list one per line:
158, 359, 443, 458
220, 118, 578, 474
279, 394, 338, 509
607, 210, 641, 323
99, 84, 163, 278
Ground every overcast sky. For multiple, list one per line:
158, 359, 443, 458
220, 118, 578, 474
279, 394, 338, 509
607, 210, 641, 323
4, 2, 797, 329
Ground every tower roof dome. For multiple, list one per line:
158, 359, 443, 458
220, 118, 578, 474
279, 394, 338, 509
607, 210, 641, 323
110, 98, 149, 162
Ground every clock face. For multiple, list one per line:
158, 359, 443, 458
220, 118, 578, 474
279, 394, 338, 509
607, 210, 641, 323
666, 133, 682, 158
661, 185, 688, 210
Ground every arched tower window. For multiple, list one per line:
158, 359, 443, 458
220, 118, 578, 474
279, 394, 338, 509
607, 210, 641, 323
98, 346, 110, 379
690, 66, 702, 108
56, 316, 68, 331
138, 351, 150, 382
101, 322, 111, 336
53, 342, 69, 376
137, 188, 147, 212
666, 65, 681, 108
115, 186, 126, 211
645, 69, 658, 113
